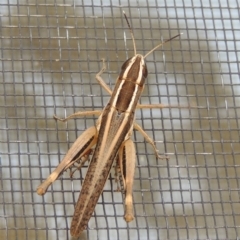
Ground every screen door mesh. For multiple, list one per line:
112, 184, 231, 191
0, 1, 239, 240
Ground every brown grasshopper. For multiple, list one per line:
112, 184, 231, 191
37, 12, 182, 237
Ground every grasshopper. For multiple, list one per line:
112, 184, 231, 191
37, 12, 182, 237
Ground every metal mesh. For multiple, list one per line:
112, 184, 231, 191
0, 1, 239, 239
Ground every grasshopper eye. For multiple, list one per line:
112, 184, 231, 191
142, 64, 148, 78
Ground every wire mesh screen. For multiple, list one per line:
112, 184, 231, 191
0, 0, 239, 239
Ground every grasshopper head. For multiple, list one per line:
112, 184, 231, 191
120, 54, 148, 85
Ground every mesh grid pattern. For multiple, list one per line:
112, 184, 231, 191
0, 1, 239, 239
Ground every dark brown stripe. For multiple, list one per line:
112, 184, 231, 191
115, 81, 139, 112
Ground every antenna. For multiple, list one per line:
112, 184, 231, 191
123, 11, 182, 59
123, 11, 137, 55
144, 33, 183, 59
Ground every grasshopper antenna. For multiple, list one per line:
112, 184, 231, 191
123, 11, 182, 59
144, 33, 183, 59
123, 11, 137, 56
